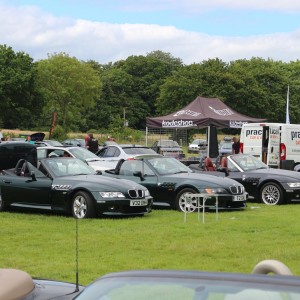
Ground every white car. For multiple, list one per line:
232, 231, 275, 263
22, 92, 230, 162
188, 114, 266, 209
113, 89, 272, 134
37, 146, 109, 171
96, 144, 157, 170
188, 139, 207, 153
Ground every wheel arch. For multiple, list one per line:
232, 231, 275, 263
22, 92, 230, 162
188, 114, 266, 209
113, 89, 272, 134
257, 179, 285, 194
174, 184, 200, 195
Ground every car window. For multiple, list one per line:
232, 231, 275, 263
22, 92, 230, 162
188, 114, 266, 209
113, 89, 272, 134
97, 148, 106, 158
106, 147, 120, 157
37, 149, 46, 160
48, 149, 64, 157
119, 160, 155, 176
133, 161, 155, 176
119, 160, 136, 176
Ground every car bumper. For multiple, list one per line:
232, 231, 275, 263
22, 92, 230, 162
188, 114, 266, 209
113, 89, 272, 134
204, 193, 248, 210
283, 188, 300, 202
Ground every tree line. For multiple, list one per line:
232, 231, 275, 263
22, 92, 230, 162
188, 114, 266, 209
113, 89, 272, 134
1, 44, 299, 135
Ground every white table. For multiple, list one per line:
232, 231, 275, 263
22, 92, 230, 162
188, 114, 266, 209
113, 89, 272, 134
184, 193, 225, 223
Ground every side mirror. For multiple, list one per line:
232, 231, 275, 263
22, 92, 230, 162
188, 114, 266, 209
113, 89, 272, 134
96, 170, 102, 175
217, 167, 229, 176
133, 171, 145, 181
30, 171, 37, 181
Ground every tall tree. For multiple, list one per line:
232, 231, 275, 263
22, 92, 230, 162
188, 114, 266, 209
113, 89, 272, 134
0, 44, 41, 129
36, 53, 102, 131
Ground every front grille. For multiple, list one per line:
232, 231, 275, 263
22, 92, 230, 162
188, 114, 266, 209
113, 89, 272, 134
230, 185, 244, 194
128, 189, 144, 198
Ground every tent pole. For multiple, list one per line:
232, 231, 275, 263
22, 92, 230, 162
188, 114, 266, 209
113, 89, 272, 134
207, 126, 210, 158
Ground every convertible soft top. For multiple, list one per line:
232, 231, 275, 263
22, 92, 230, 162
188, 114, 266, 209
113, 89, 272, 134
0, 268, 34, 300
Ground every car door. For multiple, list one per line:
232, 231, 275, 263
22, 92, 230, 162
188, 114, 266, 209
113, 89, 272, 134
97, 146, 121, 164
1, 174, 53, 208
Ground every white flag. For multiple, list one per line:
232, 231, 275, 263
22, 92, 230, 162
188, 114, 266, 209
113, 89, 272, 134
286, 85, 290, 124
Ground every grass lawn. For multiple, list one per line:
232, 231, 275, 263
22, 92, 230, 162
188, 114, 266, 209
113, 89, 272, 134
1, 203, 300, 285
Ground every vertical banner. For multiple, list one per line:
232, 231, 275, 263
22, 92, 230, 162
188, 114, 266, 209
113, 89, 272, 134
49, 111, 57, 140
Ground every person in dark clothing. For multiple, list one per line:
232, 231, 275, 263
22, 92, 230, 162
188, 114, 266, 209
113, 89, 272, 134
86, 133, 99, 153
232, 137, 240, 154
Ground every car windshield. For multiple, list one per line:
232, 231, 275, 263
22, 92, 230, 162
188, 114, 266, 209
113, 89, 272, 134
231, 154, 268, 171
123, 148, 157, 155
69, 147, 100, 160
148, 157, 191, 175
75, 274, 300, 300
43, 158, 95, 176
221, 142, 232, 149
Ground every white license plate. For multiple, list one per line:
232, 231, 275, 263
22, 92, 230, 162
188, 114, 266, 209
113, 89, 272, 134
233, 194, 247, 201
130, 199, 148, 206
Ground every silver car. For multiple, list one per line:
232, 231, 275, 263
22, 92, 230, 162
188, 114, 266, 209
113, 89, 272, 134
96, 144, 157, 170
37, 146, 108, 171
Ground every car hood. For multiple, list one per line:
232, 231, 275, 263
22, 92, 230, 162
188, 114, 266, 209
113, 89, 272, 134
53, 175, 146, 191
165, 172, 241, 187
246, 168, 300, 181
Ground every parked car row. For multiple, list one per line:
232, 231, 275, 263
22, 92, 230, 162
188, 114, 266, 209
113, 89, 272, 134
1, 139, 300, 220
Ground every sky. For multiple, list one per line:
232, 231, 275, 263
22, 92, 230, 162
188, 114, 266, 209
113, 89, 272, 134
1, 0, 300, 64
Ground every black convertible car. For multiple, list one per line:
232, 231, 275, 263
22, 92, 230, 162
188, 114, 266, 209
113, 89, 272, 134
4, 260, 300, 299
190, 154, 300, 205
103, 155, 248, 212
74, 260, 300, 300
0, 158, 153, 218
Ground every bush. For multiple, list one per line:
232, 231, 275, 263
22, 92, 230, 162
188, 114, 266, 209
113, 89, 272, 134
51, 125, 68, 141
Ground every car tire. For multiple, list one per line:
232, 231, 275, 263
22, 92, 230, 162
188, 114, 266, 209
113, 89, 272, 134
71, 191, 96, 219
175, 188, 198, 212
0, 193, 6, 212
259, 182, 284, 205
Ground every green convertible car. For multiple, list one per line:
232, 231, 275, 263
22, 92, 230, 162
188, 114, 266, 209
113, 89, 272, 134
103, 155, 248, 212
0, 157, 153, 218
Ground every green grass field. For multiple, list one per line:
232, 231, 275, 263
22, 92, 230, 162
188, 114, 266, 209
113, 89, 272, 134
2, 203, 300, 285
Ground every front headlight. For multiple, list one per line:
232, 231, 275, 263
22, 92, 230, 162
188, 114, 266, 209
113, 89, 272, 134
145, 189, 150, 197
200, 188, 228, 194
287, 183, 300, 188
99, 192, 125, 198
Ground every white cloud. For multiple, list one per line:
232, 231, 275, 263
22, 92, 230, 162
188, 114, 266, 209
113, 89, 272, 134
116, 0, 300, 13
1, 2, 300, 64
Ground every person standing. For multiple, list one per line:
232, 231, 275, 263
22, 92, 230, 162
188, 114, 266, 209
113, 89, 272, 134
86, 133, 99, 153
232, 137, 240, 154
85, 133, 90, 148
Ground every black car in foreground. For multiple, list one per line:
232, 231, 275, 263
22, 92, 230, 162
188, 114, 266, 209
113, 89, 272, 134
103, 155, 248, 212
74, 260, 300, 300
4, 260, 300, 299
190, 154, 300, 205
0, 157, 152, 218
